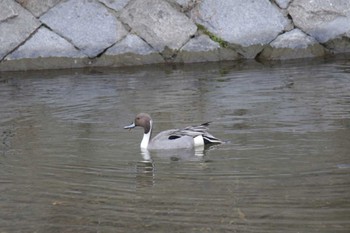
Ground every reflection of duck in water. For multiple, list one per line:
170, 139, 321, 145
136, 157, 155, 188
124, 113, 222, 150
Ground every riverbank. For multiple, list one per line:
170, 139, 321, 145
1, 0, 350, 71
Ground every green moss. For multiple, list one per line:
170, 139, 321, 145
196, 24, 229, 48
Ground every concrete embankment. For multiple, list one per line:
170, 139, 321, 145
1, 0, 350, 71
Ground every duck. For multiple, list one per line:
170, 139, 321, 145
124, 113, 222, 150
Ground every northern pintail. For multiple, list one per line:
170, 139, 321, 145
124, 113, 222, 150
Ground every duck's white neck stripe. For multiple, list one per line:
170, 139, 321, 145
140, 120, 152, 149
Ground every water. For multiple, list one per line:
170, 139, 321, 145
0, 58, 349, 232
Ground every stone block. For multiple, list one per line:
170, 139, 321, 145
106, 34, 158, 55
168, 0, 195, 8
192, 0, 288, 46
176, 35, 240, 63
40, 0, 128, 58
0, 0, 41, 60
288, 0, 350, 43
98, 0, 131, 12
15, 0, 62, 17
6, 27, 85, 59
274, 0, 291, 9
181, 34, 220, 52
96, 34, 164, 67
0, 0, 19, 22
0, 57, 90, 71
120, 0, 197, 52
324, 36, 350, 54
258, 29, 326, 60
191, 0, 289, 58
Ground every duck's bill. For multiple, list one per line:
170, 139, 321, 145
124, 122, 136, 130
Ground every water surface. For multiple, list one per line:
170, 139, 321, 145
1, 58, 350, 232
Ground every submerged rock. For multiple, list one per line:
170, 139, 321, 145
40, 0, 127, 58
0, 0, 40, 60
120, 0, 197, 53
258, 29, 326, 60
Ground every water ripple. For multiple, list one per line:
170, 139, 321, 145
0, 59, 349, 232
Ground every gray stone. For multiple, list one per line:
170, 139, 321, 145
274, 0, 291, 9
97, 33, 164, 67
288, 0, 350, 43
6, 27, 85, 59
175, 34, 240, 63
181, 34, 220, 52
0, 56, 90, 71
15, 0, 62, 17
3, 0, 350, 71
192, 0, 289, 48
270, 29, 321, 49
170, 0, 193, 5
168, 0, 195, 8
106, 34, 157, 55
323, 36, 350, 54
98, 0, 131, 12
0, 0, 41, 60
0, 0, 19, 22
120, 0, 197, 52
95, 34, 164, 67
258, 29, 326, 60
40, 0, 128, 58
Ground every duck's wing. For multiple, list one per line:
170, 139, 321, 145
149, 129, 194, 150
169, 122, 222, 144
151, 129, 180, 142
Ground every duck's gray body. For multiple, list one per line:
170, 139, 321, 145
148, 130, 194, 150
124, 113, 222, 150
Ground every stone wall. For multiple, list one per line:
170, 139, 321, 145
1, 0, 349, 71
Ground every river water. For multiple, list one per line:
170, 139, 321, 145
0, 58, 349, 232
